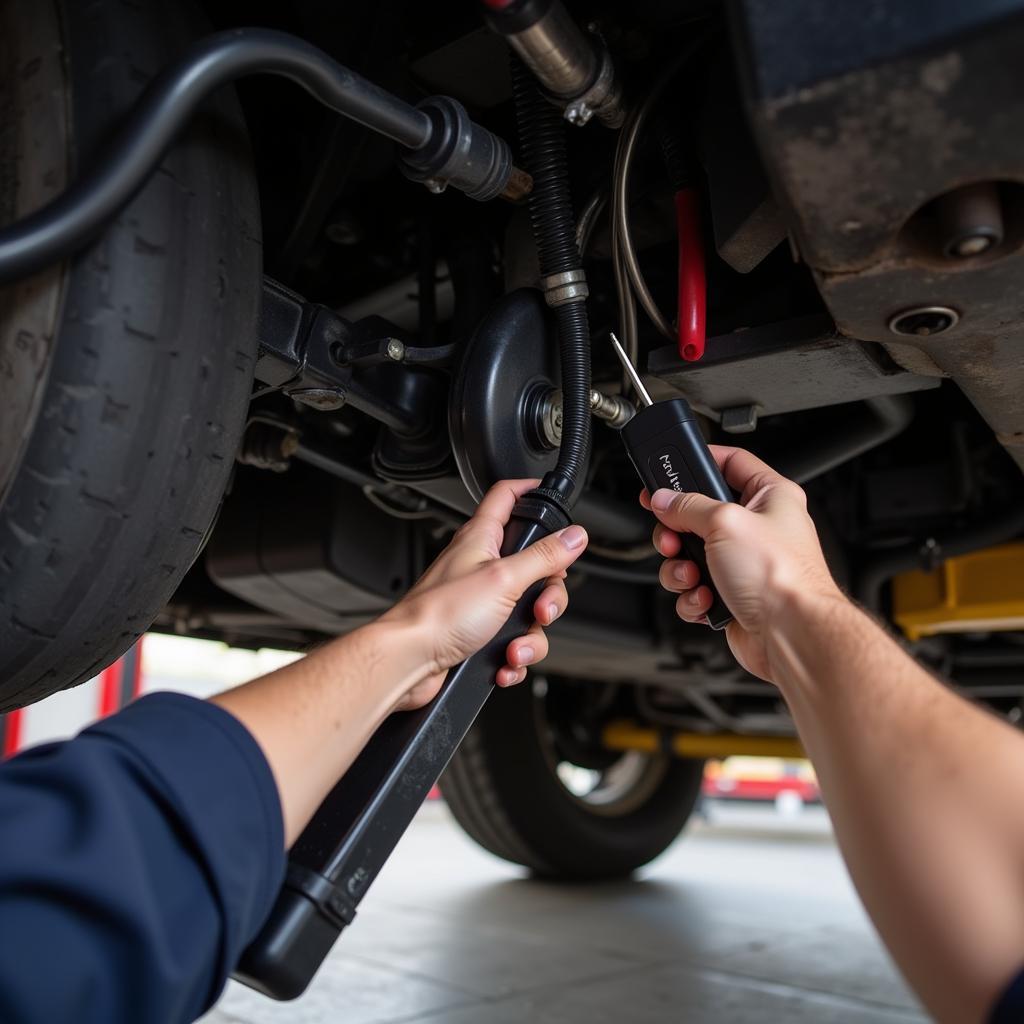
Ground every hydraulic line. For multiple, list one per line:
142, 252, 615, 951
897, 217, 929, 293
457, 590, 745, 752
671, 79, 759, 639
511, 59, 592, 506
608, 29, 712, 389
660, 121, 707, 361
673, 189, 707, 360
0, 28, 523, 283
575, 188, 608, 255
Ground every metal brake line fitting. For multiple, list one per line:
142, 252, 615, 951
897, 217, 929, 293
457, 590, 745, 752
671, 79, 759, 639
590, 388, 635, 429
482, 0, 625, 128
535, 387, 636, 447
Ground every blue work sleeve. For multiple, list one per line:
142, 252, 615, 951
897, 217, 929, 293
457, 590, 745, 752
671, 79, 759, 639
0, 692, 285, 1024
991, 967, 1024, 1023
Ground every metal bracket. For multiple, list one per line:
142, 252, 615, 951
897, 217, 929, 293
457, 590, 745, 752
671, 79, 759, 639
256, 278, 426, 436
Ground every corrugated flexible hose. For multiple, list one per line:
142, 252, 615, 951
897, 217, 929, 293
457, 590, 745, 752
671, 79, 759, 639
511, 59, 592, 506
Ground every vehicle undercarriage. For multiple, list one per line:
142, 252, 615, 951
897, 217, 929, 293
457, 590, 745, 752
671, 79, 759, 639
3, 0, 1024, 896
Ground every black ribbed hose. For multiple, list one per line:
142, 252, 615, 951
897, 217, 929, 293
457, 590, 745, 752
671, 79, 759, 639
511, 60, 592, 506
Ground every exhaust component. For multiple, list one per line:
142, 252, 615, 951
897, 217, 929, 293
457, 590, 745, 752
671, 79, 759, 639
483, 0, 625, 128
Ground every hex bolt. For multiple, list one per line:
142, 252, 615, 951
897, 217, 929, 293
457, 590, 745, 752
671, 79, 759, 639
386, 338, 406, 362
888, 306, 960, 337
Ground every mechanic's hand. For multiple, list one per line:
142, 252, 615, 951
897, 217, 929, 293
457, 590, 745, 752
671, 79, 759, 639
382, 479, 587, 710
641, 447, 842, 681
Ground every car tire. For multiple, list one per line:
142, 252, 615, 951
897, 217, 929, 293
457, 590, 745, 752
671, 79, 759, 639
0, 0, 261, 710
440, 676, 705, 879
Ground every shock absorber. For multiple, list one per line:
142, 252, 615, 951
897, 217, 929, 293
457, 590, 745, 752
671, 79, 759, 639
483, 0, 625, 128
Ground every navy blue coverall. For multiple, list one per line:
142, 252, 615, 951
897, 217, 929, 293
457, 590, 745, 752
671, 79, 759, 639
0, 693, 283, 1023
0, 689, 1022, 1023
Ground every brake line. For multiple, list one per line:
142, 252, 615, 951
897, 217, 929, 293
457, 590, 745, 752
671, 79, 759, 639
610, 30, 714, 376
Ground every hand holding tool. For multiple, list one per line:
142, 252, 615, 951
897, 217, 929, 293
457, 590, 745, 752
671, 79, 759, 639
235, 491, 569, 999
610, 333, 734, 629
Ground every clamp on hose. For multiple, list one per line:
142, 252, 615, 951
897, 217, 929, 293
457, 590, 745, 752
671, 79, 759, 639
541, 268, 589, 307
483, 0, 625, 129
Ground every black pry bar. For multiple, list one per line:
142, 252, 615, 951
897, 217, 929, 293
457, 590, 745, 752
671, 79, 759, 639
234, 490, 570, 1000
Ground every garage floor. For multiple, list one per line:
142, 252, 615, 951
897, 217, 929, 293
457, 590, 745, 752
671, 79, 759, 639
202, 802, 927, 1024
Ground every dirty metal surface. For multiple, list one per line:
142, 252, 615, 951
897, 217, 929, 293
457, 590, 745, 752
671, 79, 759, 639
648, 314, 940, 419
734, 0, 1024, 469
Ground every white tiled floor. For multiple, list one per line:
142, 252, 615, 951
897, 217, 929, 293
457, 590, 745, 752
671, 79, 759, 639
203, 802, 925, 1024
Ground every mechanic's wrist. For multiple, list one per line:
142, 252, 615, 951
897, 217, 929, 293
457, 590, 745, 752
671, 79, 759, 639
316, 615, 433, 714
364, 606, 438, 696
764, 583, 853, 690
762, 571, 844, 631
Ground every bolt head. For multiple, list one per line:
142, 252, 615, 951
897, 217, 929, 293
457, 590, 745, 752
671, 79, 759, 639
423, 178, 447, 194
564, 103, 593, 127
386, 339, 405, 361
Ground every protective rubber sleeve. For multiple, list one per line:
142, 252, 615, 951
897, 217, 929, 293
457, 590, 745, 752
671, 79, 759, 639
674, 187, 706, 362
0, 692, 285, 1024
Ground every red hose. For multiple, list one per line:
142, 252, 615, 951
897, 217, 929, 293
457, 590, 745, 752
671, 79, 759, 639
674, 187, 706, 361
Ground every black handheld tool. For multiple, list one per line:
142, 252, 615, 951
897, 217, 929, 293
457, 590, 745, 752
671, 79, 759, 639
610, 333, 734, 629
235, 491, 570, 1000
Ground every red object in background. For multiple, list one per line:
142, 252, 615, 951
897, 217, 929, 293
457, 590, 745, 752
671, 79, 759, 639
98, 640, 144, 719
703, 774, 819, 803
0, 708, 23, 759
1, 638, 145, 758
674, 187, 706, 362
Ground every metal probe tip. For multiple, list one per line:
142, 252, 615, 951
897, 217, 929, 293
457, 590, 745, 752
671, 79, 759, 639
609, 333, 653, 407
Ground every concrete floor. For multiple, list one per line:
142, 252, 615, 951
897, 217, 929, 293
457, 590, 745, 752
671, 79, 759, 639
202, 802, 927, 1024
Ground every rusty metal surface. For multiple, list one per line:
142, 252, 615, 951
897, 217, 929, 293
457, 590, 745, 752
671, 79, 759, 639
734, 0, 1024, 469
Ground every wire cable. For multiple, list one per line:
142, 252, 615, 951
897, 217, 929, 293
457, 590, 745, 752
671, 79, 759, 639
609, 29, 715, 381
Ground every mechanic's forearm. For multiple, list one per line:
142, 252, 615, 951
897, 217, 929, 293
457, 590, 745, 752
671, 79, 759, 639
768, 591, 1024, 1022
211, 620, 427, 846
